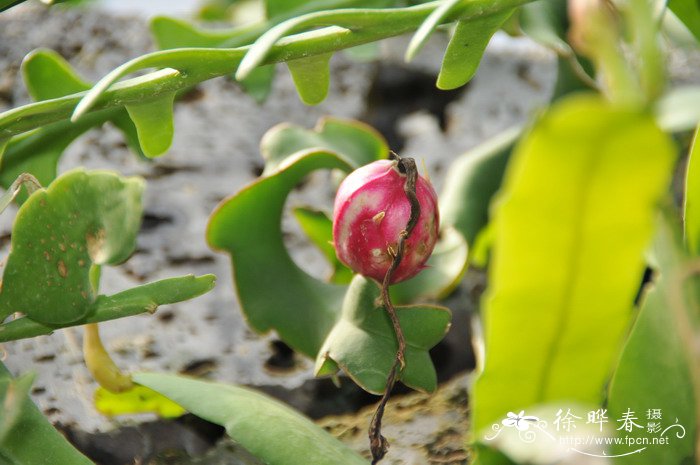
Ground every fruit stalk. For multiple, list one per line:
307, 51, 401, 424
368, 153, 421, 465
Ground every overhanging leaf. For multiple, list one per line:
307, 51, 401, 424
684, 124, 700, 255
134, 372, 369, 465
439, 127, 518, 246
0, 364, 93, 465
315, 275, 451, 394
0, 274, 216, 342
437, 9, 515, 90
607, 213, 696, 464
472, 95, 676, 440
405, 0, 462, 62
0, 50, 147, 195
124, 92, 176, 158
286, 53, 333, 105
0, 169, 144, 325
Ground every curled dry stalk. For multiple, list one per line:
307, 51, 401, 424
368, 152, 421, 464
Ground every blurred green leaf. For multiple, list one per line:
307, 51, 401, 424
0, 169, 144, 325
0, 50, 145, 196
685, 125, 700, 255
518, 0, 569, 55
439, 127, 518, 247
292, 206, 353, 284
266, 0, 309, 18
607, 213, 696, 464
134, 372, 369, 465
0, 372, 34, 444
0, 364, 93, 465
472, 95, 676, 442
0, 274, 216, 342
94, 385, 186, 418
669, 0, 700, 42
656, 86, 700, 132
125, 92, 176, 158
437, 9, 514, 90
286, 53, 332, 105
405, 0, 462, 62
315, 275, 450, 394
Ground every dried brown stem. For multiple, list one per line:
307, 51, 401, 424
369, 153, 420, 464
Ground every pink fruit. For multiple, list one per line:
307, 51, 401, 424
332, 159, 439, 284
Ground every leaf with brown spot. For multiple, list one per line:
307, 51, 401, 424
0, 169, 144, 325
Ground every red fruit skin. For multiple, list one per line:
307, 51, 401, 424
332, 159, 439, 284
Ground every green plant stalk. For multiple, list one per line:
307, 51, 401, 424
0, 274, 215, 342
0, 0, 531, 140
626, 0, 664, 101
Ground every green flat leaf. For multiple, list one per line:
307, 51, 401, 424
94, 385, 186, 418
134, 372, 369, 465
439, 127, 518, 246
261, 117, 387, 174
472, 95, 676, 439
0, 372, 34, 443
125, 92, 176, 158
607, 213, 696, 464
684, 125, 700, 255
0, 169, 144, 325
286, 53, 332, 105
22, 49, 91, 101
208, 150, 351, 357
437, 9, 514, 90
315, 275, 451, 394
0, 364, 93, 465
0, 274, 216, 342
405, 0, 462, 62
292, 206, 353, 284
669, 0, 700, 42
